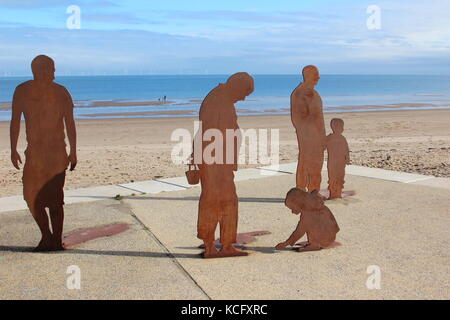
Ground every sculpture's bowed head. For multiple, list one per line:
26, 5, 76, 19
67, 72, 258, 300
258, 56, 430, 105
285, 188, 324, 214
31, 55, 55, 83
226, 72, 254, 103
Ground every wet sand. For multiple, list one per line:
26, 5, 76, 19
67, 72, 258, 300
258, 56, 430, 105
0, 99, 174, 110
0, 109, 449, 197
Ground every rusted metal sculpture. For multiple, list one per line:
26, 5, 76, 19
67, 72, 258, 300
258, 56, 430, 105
10, 55, 77, 252
275, 188, 340, 252
326, 118, 350, 199
194, 72, 254, 258
291, 65, 326, 192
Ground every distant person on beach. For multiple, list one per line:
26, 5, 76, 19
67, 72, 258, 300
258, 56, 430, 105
275, 188, 340, 252
290, 65, 326, 192
326, 118, 350, 199
194, 72, 254, 258
10, 55, 77, 251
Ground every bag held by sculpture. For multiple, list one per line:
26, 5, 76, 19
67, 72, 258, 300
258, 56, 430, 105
185, 164, 200, 185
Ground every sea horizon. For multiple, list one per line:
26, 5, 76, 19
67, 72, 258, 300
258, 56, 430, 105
1, 74, 449, 121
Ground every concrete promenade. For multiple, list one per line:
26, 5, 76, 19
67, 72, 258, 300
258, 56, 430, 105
0, 163, 448, 299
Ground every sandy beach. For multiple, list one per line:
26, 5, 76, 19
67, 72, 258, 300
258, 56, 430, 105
1, 108, 449, 197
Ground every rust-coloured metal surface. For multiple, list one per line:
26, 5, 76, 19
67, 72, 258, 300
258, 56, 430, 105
276, 188, 340, 252
194, 73, 255, 259
326, 118, 350, 199
10, 55, 77, 252
291, 65, 326, 192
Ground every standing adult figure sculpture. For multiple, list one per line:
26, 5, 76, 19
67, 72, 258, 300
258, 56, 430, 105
10, 55, 77, 251
194, 72, 254, 258
290, 65, 326, 192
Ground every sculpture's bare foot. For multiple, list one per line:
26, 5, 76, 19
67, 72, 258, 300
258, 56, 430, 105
218, 245, 248, 258
50, 235, 66, 251
328, 190, 343, 200
201, 244, 219, 259
51, 241, 66, 251
328, 196, 342, 200
296, 244, 321, 252
295, 241, 309, 247
33, 236, 53, 252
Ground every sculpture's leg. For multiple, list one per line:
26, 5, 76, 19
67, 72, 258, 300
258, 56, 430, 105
296, 155, 308, 190
29, 203, 53, 252
328, 167, 344, 199
202, 239, 219, 258
218, 192, 247, 258
49, 205, 65, 251
329, 187, 343, 199
309, 171, 322, 192
308, 152, 324, 192
198, 192, 219, 258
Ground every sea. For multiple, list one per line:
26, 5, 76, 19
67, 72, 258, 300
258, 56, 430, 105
0, 74, 449, 121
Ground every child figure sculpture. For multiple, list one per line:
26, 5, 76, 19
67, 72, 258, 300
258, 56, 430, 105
326, 118, 350, 199
275, 188, 340, 252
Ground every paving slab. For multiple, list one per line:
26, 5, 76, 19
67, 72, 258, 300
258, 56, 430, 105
0, 185, 135, 213
411, 177, 450, 190
155, 176, 193, 189
119, 180, 186, 194
0, 199, 208, 300
64, 185, 134, 204
258, 162, 298, 174
234, 167, 287, 181
125, 173, 450, 300
0, 195, 27, 213
345, 165, 434, 183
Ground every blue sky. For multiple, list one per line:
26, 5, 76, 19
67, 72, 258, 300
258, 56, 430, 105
0, 0, 449, 75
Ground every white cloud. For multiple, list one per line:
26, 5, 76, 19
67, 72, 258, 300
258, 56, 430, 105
0, 0, 449, 74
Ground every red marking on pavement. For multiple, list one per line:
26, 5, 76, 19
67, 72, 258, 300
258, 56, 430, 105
63, 223, 129, 248
234, 231, 272, 246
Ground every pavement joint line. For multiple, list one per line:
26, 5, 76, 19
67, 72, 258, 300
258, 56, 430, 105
404, 176, 435, 184
256, 167, 293, 175
121, 201, 212, 300
115, 184, 147, 195
153, 179, 190, 189
1, 163, 448, 214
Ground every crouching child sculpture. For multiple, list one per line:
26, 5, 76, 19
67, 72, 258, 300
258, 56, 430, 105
275, 188, 340, 252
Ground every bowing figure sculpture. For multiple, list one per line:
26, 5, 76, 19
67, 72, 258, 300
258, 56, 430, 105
193, 72, 254, 258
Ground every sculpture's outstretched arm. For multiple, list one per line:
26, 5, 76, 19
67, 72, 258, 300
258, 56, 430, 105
286, 220, 307, 246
